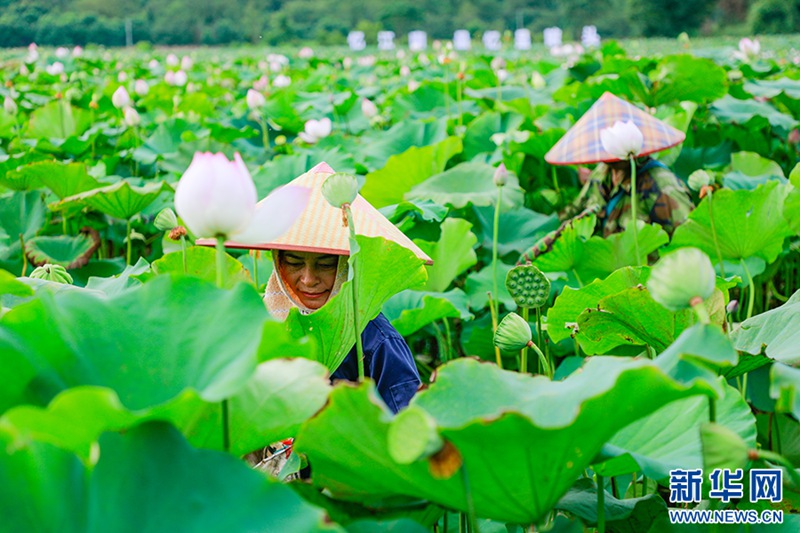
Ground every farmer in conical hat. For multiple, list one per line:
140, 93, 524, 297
244, 162, 429, 413
522, 92, 694, 262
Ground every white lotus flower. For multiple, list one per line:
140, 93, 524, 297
600, 120, 644, 160
117, 71, 128, 82
400, 65, 411, 77
273, 74, 291, 87
299, 46, 314, 59
181, 56, 193, 70
72, 46, 83, 57
46, 62, 64, 75
246, 89, 266, 110
175, 152, 310, 243
298, 118, 332, 144
4, 96, 18, 116
164, 71, 175, 85
112, 86, 130, 109
361, 98, 378, 119
253, 75, 269, 92
735, 38, 760, 61
55, 47, 69, 58
173, 70, 187, 86
123, 106, 140, 127
148, 59, 159, 70
166, 53, 179, 66
134, 79, 149, 96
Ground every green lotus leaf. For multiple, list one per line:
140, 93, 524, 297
743, 77, 800, 99
359, 117, 449, 171
51, 180, 173, 220
0, 275, 266, 414
0, 269, 33, 297
464, 262, 516, 311
147, 246, 251, 290
414, 217, 477, 292
251, 148, 358, 197
361, 136, 462, 209
771, 363, 800, 419
84, 257, 149, 296
527, 214, 596, 286
654, 323, 738, 384
0, 153, 51, 190
649, 55, 728, 106
0, 357, 330, 458
472, 205, 560, 257
25, 234, 98, 269
383, 289, 473, 337
711, 95, 798, 132
26, 101, 90, 140
294, 357, 716, 524
0, 422, 337, 533
594, 381, 755, 481
556, 478, 666, 531
6, 161, 105, 199
732, 289, 800, 364
0, 191, 46, 260
578, 222, 669, 284
669, 181, 792, 265
281, 235, 427, 371
406, 161, 525, 210
462, 111, 525, 160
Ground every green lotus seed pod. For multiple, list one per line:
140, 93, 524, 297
647, 247, 715, 311
687, 169, 714, 192
154, 207, 178, 231
505, 264, 550, 309
494, 312, 532, 352
321, 172, 359, 208
30, 264, 73, 284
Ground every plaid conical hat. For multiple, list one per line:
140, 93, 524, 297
197, 162, 433, 264
545, 92, 686, 165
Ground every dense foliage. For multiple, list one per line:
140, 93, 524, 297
2, 35, 800, 531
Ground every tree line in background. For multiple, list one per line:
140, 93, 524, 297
0, 0, 794, 48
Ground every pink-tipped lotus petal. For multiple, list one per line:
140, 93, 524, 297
232, 186, 311, 244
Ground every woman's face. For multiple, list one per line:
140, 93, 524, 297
278, 251, 339, 309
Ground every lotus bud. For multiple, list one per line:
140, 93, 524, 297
72, 46, 83, 57
506, 263, 550, 309
253, 75, 269, 92
55, 47, 69, 59
246, 88, 266, 110
134, 79, 149, 96
299, 46, 314, 59
3, 96, 18, 116
298, 117, 332, 144
647, 247, 716, 311
30, 264, 73, 284
273, 74, 291, 88
688, 169, 714, 192
701, 422, 750, 473
112, 86, 130, 109
122, 106, 140, 127
361, 98, 378, 119
321, 172, 359, 208
154, 208, 179, 231
493, 163, 508, 187
46, 62, 64, 75
20, 64, 30, 76
166, 53, 179, 66
400, 65, 411, 77
173, 70, 188, 86
494, 312, 532, 352
726, 299, 739, 314
600, 120, 644, 160
117, 71, 128, 82
496, 69, 508, 83
531, 71, 546, 89
180, 56, 193, 70
148, 59, 160, 70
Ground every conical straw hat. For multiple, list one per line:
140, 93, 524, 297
197, 162, 433, 265
544, 92, 686, 165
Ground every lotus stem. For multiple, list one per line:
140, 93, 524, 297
527, 340, 551, 378
492, 185, 503, 364
460, 464, 479, 533
259, 115, 270, 151
741, 257, 756, 321
344, 206, 365, 382
125, 218, 132, 265
487, 291, 502, 368
520, 307, 529, 374
691, 298, 710, 325
215, 235, 230, 452
707, 191, 725, 278
642, 474, 648, 496
443, 66, 450, 121
596, 473, 606, 533
19, 233, 27, 276
629, 155, 641, 266
252, 250, 259, 288
456, 74, 463, 128
180, 235, 187, 274
708, 396, 716, 423
443, 318, 453, 360
536, 306, 550, 373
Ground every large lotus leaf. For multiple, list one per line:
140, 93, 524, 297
25, 234, 98, 269
414, 217, 477, 292
361, 137, 462, 209
0, 191, 46, 260
711, 95, 798, 132
0, 275, 266, 414
0, 358, 330, 458
132, 119, 201, 164
472, 205, 560, 256
0, 153, 51, 188
406, 162, 525, 210
147, 246, 251, 290
5, 161, 105, 198
0, 422, 338, 533
556, 478, 666, 531
51, 180, 173, 220
464, 262, 516, 311
280, 236, 427, 371
26, 101, 84, 139
786, 188, 800, 235
294, 357, 717, 524
84, 257, 149, 297
594, 381, 756, 481
743, 78, 800, 99
577, 222, 669, 284
724, 151, 787, 190
770, 363, 800, 420
360, 117, 448, 171
654, 324, 738, 385
462, 112, 525, 160
383, 289, 473, 337
0, 269, 33, 297
669, 181, 792, 264
732, 290, 800, 364
649, 55, 728, 106
251, 148, 356, 197
528, 214, 596, 286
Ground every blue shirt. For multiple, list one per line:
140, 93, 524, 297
330, 313, 421, 413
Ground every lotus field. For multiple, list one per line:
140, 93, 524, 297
3, 37, 800, 532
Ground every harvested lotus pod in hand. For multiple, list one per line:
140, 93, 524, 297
505, 264, 550, 309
